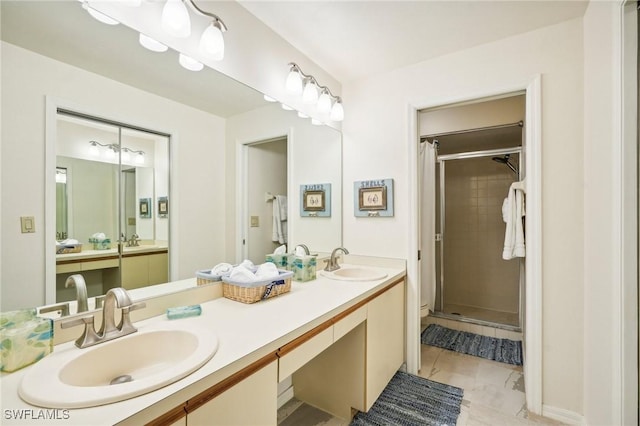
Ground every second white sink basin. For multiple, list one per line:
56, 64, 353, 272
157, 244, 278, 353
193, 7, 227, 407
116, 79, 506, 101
320, 266, 388, 282
19, 322, 218, 408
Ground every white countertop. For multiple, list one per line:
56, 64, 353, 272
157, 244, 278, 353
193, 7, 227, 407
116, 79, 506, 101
56, 245, 168, 262
1, 260, 405, 426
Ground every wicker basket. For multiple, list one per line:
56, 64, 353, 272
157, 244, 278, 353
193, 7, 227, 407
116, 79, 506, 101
222, 270, 293, 304
196, 269, 223, 286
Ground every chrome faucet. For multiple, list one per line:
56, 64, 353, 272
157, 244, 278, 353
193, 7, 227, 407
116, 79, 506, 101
60, 287, 145, 349
65, 274, 88, 313
127, 233, 140, 247
324, 247, 349, 272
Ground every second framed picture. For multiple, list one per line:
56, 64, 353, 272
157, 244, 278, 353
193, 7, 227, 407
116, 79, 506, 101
300, 183, 331, 217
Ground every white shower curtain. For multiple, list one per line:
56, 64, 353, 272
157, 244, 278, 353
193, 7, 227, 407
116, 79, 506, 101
420, 142, 436, 311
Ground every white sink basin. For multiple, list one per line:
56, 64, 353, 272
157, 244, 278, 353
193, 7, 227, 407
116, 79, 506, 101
19, 322, 218, 408
320, 266, 388, 282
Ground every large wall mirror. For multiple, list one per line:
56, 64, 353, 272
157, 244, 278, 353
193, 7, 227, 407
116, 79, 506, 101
1, 1, 342, 314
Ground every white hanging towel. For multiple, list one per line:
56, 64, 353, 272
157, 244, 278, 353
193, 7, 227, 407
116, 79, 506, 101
272, 195, 288, 244
502, 180, 526, 260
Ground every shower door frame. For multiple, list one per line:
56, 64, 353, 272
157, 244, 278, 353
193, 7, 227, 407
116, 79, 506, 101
436, 146, 523, 329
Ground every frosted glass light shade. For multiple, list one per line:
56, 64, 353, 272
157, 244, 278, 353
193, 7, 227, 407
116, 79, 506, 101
139, 33, 168, 52
89, 143, 99, 156
162, 0, 191, 38
135, 153, 145, 164
83, 3, 120, 25
297, 111, 309, 118
285, 70, 303, 94
302, 80, 318, 104
311, 118, 322, 126
330, 101, 344, 121
199, 23, 224, 60
263, 95, 277, 102
121, 150, 130, 162
179, 53, 204, 71
281, 104, 294, 111
317, 91, 332, 114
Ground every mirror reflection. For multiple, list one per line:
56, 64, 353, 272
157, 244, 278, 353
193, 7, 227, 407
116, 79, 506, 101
1, 0, 342, 316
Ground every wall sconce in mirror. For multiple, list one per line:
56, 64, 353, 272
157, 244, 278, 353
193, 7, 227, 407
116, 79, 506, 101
88, 141, 145, 164
285, 63, 344, 122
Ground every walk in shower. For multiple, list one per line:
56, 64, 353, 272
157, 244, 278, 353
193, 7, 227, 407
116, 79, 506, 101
421, 121, 524, 330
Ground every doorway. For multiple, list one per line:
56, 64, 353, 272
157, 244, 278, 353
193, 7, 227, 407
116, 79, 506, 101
242, 137, 288, 264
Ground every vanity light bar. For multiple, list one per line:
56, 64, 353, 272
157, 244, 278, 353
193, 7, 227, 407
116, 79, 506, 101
88, 141, 145, 164
285, 62, 344, 122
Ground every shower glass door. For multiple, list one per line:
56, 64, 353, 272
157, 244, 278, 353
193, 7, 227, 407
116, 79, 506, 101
435, 149, 521, 328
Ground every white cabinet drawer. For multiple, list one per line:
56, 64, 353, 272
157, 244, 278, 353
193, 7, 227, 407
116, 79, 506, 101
278, 326, 333, 381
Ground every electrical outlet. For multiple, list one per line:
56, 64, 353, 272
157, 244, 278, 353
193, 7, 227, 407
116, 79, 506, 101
250, 216, 260, 227
21, 216, 35, 233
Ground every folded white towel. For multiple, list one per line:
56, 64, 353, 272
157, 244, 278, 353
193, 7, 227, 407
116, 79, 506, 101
255, 262, 279, 279
272, 195, 288, 244
64, 239, 80, 245
211, 263, 233, 276
273, 244, 287, 255
501, 198, 509, 223
229, 265, 258, 283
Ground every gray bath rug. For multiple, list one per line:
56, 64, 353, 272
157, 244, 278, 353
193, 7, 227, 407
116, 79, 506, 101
350, 371, 463, 426
421, 323, 523, 366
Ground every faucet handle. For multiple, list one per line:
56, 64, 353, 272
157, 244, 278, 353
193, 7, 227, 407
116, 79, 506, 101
119, 302, 146, 335
39, 302, 70, 317
60, 315, 100, 349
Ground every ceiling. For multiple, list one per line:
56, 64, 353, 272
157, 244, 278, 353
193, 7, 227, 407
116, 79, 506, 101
238, 0, 589, 82
1, 1, 589, 117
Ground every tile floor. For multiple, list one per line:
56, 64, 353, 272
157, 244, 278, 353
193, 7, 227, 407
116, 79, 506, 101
278, 323, 562, 426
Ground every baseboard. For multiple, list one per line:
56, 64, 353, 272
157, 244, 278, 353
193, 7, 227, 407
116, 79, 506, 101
542, 405, 584, 425
277, 386, 295, 409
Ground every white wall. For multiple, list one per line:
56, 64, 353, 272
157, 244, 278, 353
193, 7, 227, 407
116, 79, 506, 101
342, 18, 585, 417
582, 2, 627, 424
1, 42, 227, 310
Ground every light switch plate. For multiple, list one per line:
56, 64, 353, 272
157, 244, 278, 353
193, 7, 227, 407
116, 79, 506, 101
21, 216, 35, 233
250, 216, 259, 227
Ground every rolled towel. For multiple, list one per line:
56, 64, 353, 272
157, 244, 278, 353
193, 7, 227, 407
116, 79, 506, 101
273, 244, 287, 255
239, 259, 255, 270
255, 262, 279, 279
229, 265, 257, 283
211, 263, 233, 276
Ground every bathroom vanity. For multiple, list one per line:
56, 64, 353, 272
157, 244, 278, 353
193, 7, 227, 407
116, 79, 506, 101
1, 257, 406, 425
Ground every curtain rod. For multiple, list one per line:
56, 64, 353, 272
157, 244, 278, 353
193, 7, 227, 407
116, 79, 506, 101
421, 120, 523, 142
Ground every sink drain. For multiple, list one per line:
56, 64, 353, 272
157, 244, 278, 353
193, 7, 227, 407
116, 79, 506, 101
109, 374, 133, 385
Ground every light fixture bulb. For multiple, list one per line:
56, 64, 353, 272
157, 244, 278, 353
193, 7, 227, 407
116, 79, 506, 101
199, 22, 224, 60
302, 80, 319, 104
263, 95, 277, 102
121, 149, 130, 162
285, 69, 303, 95
317, 91, 332, 114
83, 2, 120, 25
135, 152, 145, 164
330, 100, 344, 121
311, 118, 322, 126
139, 33, 168, 52
281, 104, 294, 111
89, 142, 99, 156
297, 111, 309, 118
161, 0, 191, 38
179, 53, 204, 71
119, 0, 142, 6
105, 147, 116, 159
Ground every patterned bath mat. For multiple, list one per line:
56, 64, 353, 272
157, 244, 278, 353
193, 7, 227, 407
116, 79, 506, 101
421, 323, 523, 366
350, 371, 463, 426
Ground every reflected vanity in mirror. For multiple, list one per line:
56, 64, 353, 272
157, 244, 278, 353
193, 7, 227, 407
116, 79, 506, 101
1, 1, 342, 317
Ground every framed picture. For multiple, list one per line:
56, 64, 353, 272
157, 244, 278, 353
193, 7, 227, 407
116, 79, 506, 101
158, 196, 168, 218
303, 190, 325, 211
300, 183, 331, 217
358, 186, 387, 211
139, 198, 152, 219
354, 179, 394, 217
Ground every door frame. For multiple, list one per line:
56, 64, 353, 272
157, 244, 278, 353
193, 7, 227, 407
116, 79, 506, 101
407, 75, 543, 413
